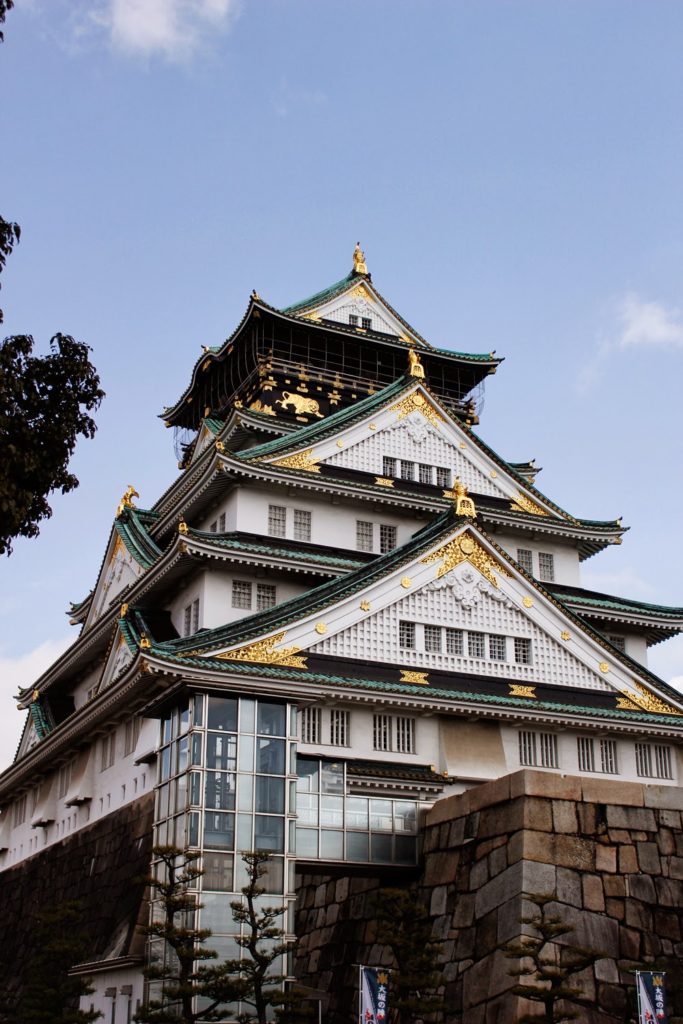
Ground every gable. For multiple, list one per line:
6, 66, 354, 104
306, 281, 415, 341
98, 627, 136, 693
87, 534, 145, 628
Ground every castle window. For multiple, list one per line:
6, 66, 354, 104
356, 521, 374, 552
400, 460, 414, 481
608, 635, 626, 653
395, 716, 415, 754
268, 504, 287, 538
379, 524, 397, 554
218, 512, 226, 532
13, 795, 26, 828
419, 464, 432, 485
424, 625, 441, 653
183, 598, 200, 635
256, 583, 277, 611
577, 736, 595, 773
293, 509, 312, 542
373, 714, 392, 752
445, 628, 464, 655
600, 739, 618, 774
58, 760, 73, 799
124, 717, 141, 756
519, 730, 558, 769
435, 466, 450, 488
330, 710, 349, 746
361, 317, 372, 330
636, 742, 673, 780
399, 621, 415, 649
232, 580, 252, 609
514, 638, 532, 665
517, 548, 533, 574
489, 635, 507, 661
468, 632, 486, 659
538, 552, 555, 582
300, 707, 321, 744
382, 456, 397, 477
100, 732, 116, 771
349, 314, 358, 326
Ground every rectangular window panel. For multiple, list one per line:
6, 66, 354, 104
599, 739, 618, 775
418, 464, 432, 485
489, 634, 507, 661
635, 742, 653, 778
539, 733, 559, 769
435, 467, 450, 488
468, 632, 485, 658
517, 548, 533, 574
379, 524, 397, 554
356, 521, 374, 552
382, 456, 397, 477
655, 744, 673, 780
446, 628, 464, 655
256, 583, 276, 611
608, 635, 626, 652
400, 460, 415, 481
373, 714, 391, 752
395, 717, 415, 754
399, 621, 416, 649
218, 513, 226, 532
349, 314, 358, 326
231, 580, 252, 609
300, 707, 321, 744
191, 598, 200, 633
424, 625, 442, 653
293, 509, 312, 542
514, 637, 532, 665
577, 736, 595, 773
268, 505, 287, 538
203, 852, 234, 892
330, 710, 349, 746
210, 521, 217, 534
538, 552, 555, 582
519, 730, 537, 766
183, 604, 192, 637
361, 317, 372, 330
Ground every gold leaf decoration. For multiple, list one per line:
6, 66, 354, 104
314, 622, 328, 635
622, 683, 682, 717
400, 577, 412, 589
422, 531, 511, 589
522, 596, 533, 608
391, 392, 444, 428
400, 670, 428, 685
509, 684, 536, 699
616, 697, 640, 712
561, 631, 571, 641
360, 600, 371, 612
510, 492, 550, 517
375, 477, 394, 487
599, 662, 610, 674
270, 449, 321, 473
215, 631, 307, 669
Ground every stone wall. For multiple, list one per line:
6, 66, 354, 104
294, 772, 683, 1024
0, 794, 154, 1006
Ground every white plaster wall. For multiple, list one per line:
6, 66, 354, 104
198, 493, 239, 533
80, 968, 145, 1024
297, 705, 440, 768
494, 531, 581, 586
202, 568, 308, 630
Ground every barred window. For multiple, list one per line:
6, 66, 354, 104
600, 739, 618, 774
520, 731, 558, 769
636, 743, 673, 780
577, 736, 595, 773
539, 733, 559, 768
424, 625, 442, 653
293, 509, 312, 542
382, 456, 397, 477
489, 635, 507, 661
349, 314, 358, 326
519, 731, 537, 767
399, 621, 416, 649
517, 548, 533, 574
435, 467, 450, 488
356, 521, 374, 552
13, 795, 27, 828
268, 504, 286, 538
608, 635, 626, 653
446, 628, 464, 655
538, 552, 555, 582
379, 524, 397, 554
330, 710, 349, 747
361, 317, 372, 330
514, 637, 532, 665
232, 580, 252, 609
373, 714, 391, 752
256, 583, 277, 611
419, 464, 432, 485
301, 707, 321, 744
100, 732, 116, 772
395, 716, 415, 754
124, 717, 141, 756
58, 760, 73, 799
400, 460, 415, 481
183, 598, 200, 636
210, 521, 217, 534
468, 632, 486, 658
218, 512, 226, 532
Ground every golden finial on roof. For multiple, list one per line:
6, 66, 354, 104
32, 690, 40, 702
139, 632, 151, 650
251, 289, 261, 301
453, 479, 477, 518
178, 517, 189, 535
407, 349, 425, 379
116, 485, 139, 518
353, 242, 368, 275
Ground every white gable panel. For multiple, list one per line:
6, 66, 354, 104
99, 632, 134, 693
89, 537, 143, 626
312, 284, 411, 339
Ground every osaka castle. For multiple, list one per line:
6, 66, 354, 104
1, 244, 683, 1019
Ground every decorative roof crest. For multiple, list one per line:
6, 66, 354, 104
407, 349, 425, 379
353, 242, 368, 275
116, 485, 139, 518
453, 479, 476, 518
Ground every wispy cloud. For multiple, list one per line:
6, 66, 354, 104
89, 0, 240, 62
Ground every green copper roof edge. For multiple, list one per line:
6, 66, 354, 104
551, 590, 683, 618
282, 271, 357, 313
186, 529, 367, 569
115, 508, 163, 570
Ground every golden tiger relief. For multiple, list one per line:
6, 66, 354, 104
278, 392, 323, 418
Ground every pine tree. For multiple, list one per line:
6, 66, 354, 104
375, 887, 445, 1024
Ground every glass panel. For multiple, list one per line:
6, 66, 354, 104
205, 772, 236, 810
156, 818, 168, 845
260, 856, 284, 894
321, 830, 343, 859
297, 793, 318, 826
176, 772, 187, 811
177, 736, 189, 774
320, 795, 343, 828
370, 834, 393, 862
192, 696, 204, 727
162, 716, 173, 744
297, 759, 319, 793
254, 815, 285, 852
290, 743, 298, 774
257, 703, 286, 737
321, 762, 344, 794
290, 706, 298, 735
191, 734, 203, 766
237, 777, 253, 812
188, 811, 199, 847
394, 835, 418, 864
346, 832, 369, 861
370, 799, 393, 830
346, 797, 369, 829
201, 893, 232, 932
256, 776, 285, 814
240, 698, 255, 733
157, 783, 170, 819
203, 852, 234, 892
239, 734, 254, 773
189, 772, 201, 806
207, 734, 237, 772
160, 747, 171, 782
394, 802, 417, 832
257, 738, 285, 775
237, 813, 253, 852
295, 827, 318, 857
204, 812, 235, 849
207, 697, 238, 733
179, 705, 190, 735
211, 935, 241, 961
289, 780, 297, 812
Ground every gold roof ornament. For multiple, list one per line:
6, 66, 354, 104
116, 485, 139, 518
407, 348, 425, 379
353, 242, 368, 275
178, 517, 189, 535
453, 479, 476, 518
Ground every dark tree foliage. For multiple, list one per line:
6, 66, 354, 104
503, 894, 604, 1024
135, 846, 247, 1024
0, 216, 20, 318
13, 900, 102, 1024
0, 333, 104, 554
374, 887, 445, 1024
0, 1, 13, 43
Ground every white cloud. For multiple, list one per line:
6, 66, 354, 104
616, 293, 683, 349
91, 0, 240, 62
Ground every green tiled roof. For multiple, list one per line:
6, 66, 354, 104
282, 272, 358, 314
187, 530, 367, 570
551, 587, 683, 620
115, 508, 162, 570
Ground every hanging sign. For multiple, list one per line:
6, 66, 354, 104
359, 966, 390, 1024
636, 971, 668, 1023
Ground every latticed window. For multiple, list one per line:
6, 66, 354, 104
218, 512, 226, 532
124, 717, 141, 756
446, 628, 464, 655
380, 524, 397, 554
608, 635, 626, 653
349, 314, 358, 326
514, 637, 532, 665
636, 743, 673, 779
489, 635, 507, 661
301, 707, 321, 744
373, 714, 391, 751
330, 710, 349, 746
424, 625, 441, 653
539, 733, 559, 768
468, 632, 486, 658
361, 317, 372, 330
519, 731, 537, 767
256, 584, 277, 611
183, 598, 200, 635
435, 466, 450, 488
356, 521, 374, 552
100, 732, 116, 771
13, 795, 27, 828
399, 621, 416, 649
400, 460, 415, 481
232, 580, 252, 609
268, 504, 286, 538
538, 552, 555, 582
293, 509, 312, 542
382, 456, 397, 477
58, 760, 73, 799
520, 731, 558, 769
419, 464, 432, 485
395, 717, 415, 754
577, 736, 595, 773
600, 739, 618, 774
517, 548, 533, 574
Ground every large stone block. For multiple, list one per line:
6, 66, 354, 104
643, 785, 683, 811
556, 867, 582, 908
595, 843, 617, 872
605, 805, 656, 831
581, 778, 644, 807
626, 873, 656, 903
582, 873, 605, 912
637, 841, 661, 874
509, 769, 582, 801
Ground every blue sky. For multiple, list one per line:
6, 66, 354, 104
1, 0, 682, 768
